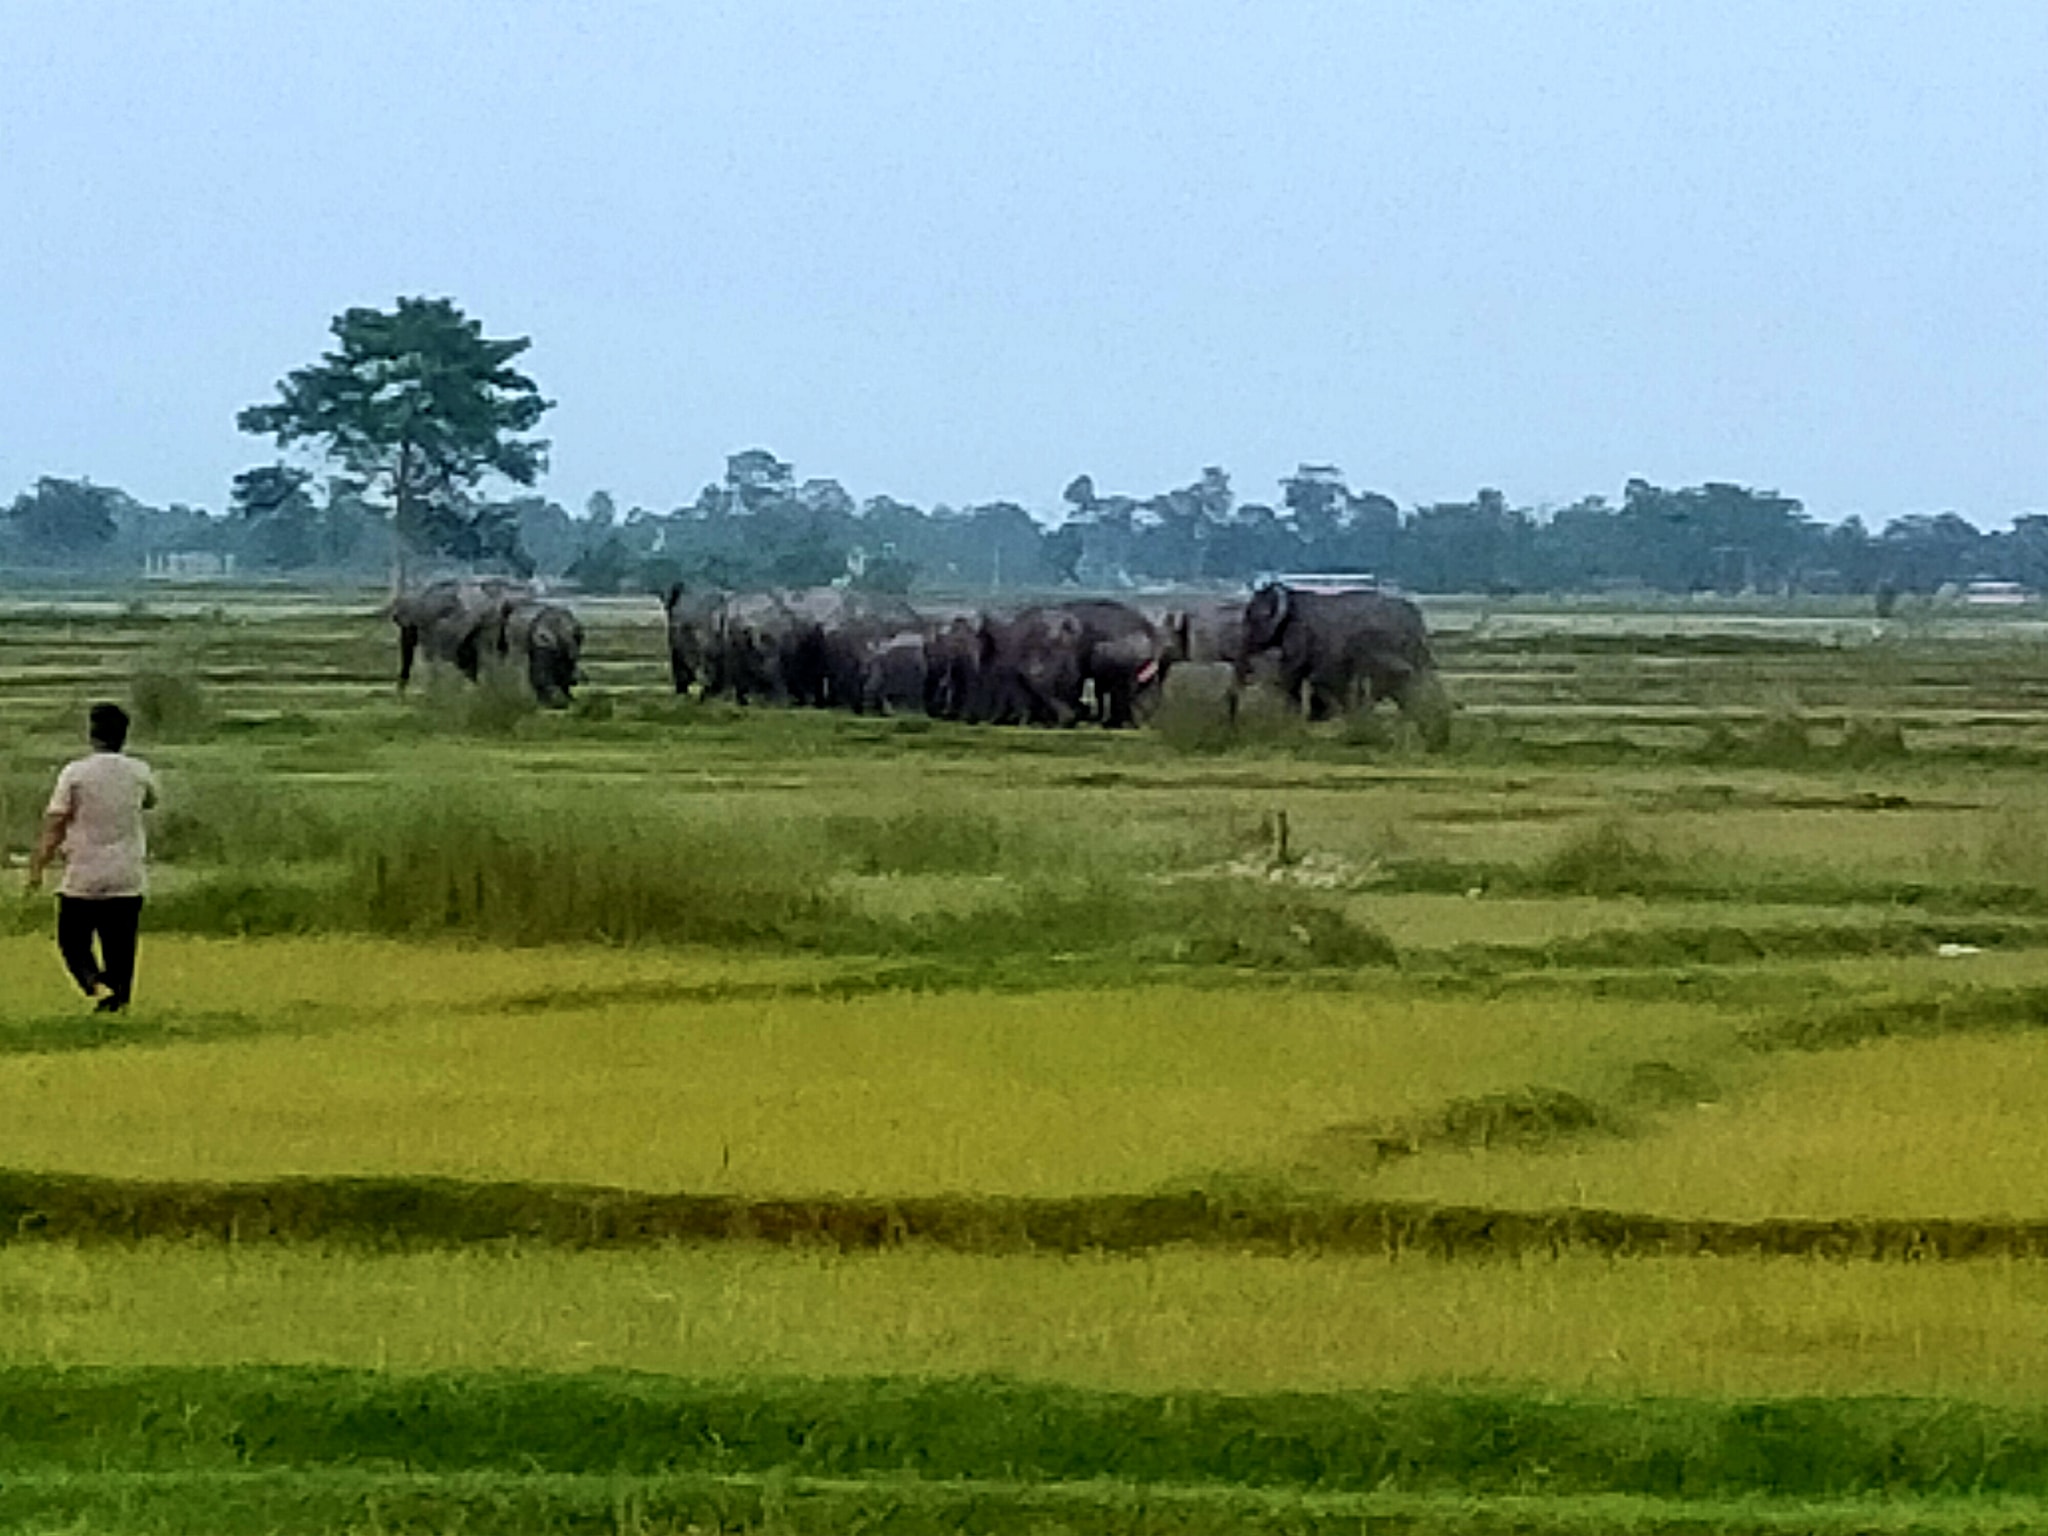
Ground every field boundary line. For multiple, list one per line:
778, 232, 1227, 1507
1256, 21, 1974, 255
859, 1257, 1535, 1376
6, 1169, 2048, 1260
0, 1465, 2038, 1535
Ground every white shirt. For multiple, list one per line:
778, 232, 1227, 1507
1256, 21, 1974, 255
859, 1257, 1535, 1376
46, 751, 158, 898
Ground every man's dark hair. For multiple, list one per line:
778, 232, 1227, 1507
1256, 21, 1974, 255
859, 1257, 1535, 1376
89, 702, 130, 751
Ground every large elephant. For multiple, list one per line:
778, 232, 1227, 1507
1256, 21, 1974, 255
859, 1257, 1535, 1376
715, 591, 803, 705
974, 606, 1087, 725
392, 578, 583, 708
392, 578, 523, 689
808, 591, 923, 711
1237, 582, 1450, 747
856, 628, 931, 714
1054, 599, 1172, 727
663, 583, 727, 696
922, 615, 983, 720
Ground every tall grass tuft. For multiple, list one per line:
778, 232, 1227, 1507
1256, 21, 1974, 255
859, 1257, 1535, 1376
1528, 816, 1668, 897
347, 797, 842, 947
825, 809, 1015, 876
906, 877, 1398, 970
1153, 666, 1309, 755
1840, 714, 1910, 765
1750, 706, 1813, 765
130, 664, 211, 741
406, 670, 537, 737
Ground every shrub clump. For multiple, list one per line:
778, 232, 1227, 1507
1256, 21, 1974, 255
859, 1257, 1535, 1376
1840, 715, 1909, 765
1528, 817, 1668, 897
346, 801, 842, 947
130, 665, 211, 740
825, 810, 1011, 877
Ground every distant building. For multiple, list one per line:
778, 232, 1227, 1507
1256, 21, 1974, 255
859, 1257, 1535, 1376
1269, 571, 1385, 594
143, 550, 236, 580
1963, 579, 2032, 606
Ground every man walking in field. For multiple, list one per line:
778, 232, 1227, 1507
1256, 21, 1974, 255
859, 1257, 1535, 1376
26, 702, 158, 1013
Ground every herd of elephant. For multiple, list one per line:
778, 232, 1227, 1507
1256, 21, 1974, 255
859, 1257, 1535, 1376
390, 577, 1452, 747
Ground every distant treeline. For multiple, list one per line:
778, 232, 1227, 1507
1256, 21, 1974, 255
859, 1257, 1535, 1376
4, 449, 2040, 597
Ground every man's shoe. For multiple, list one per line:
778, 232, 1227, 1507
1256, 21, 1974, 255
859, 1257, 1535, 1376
93, 997, 126, 1014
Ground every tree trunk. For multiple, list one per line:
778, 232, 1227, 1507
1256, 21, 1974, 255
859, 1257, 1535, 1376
388, 442, 413, 599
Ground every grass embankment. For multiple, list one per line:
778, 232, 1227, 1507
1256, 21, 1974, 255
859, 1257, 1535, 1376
8, 1367, 2048, 1533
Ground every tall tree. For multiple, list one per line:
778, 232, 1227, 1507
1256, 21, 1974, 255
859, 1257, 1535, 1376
236, 296, 552, 585
5, 477, 124, 564
725, 449, 795, 513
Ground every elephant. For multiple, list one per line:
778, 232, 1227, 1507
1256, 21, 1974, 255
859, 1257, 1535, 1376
772, 587, 848, 707
1236, 581, 1451, 748
392, 577, 524, 689
715, 591, 803, 705
1160, 596, 1248, 669
807, 591, 924, 710
923, 615, 983, 720
1054, 599, 1173, 727
663, 583, 727, 696
973, 606, 1088, 725
501, 599, 585, 708
857, 628, 931, 714
391, 578, 584, 708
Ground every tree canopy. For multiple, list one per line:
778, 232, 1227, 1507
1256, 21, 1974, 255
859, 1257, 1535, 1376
237, 297, 552, 575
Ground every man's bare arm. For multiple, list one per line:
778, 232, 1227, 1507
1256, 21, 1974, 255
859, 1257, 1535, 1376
26, 808, 68, 891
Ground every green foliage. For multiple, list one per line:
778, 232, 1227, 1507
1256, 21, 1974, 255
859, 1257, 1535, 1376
237, 296, 551, 569
825, 808, 1015, 875
128, 664, 211, 740
1840, 714, 1910, 764
3, 475, 122, 562
1750, 706, 1813, 764
347, 798, 842, 947
1529, 817, 1668, 897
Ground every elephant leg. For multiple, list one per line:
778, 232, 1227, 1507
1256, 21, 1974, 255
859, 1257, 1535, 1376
1101, 677, 1133, 728
397, 626, 419, 691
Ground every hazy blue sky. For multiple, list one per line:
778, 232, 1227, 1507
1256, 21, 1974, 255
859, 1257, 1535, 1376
5, 1, 2044, 525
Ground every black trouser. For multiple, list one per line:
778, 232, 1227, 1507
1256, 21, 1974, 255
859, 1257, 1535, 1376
56, 895, 144, 1008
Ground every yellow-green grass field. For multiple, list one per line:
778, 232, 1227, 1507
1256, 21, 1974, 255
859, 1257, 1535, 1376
0, 935, 1712, 1197
10, 932, 2048, 1223
12, 1242, 2048, 1402
13, 592, 2048, 1527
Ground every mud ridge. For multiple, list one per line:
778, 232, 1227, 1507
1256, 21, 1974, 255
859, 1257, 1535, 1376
7, 1170, 2048, 1261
